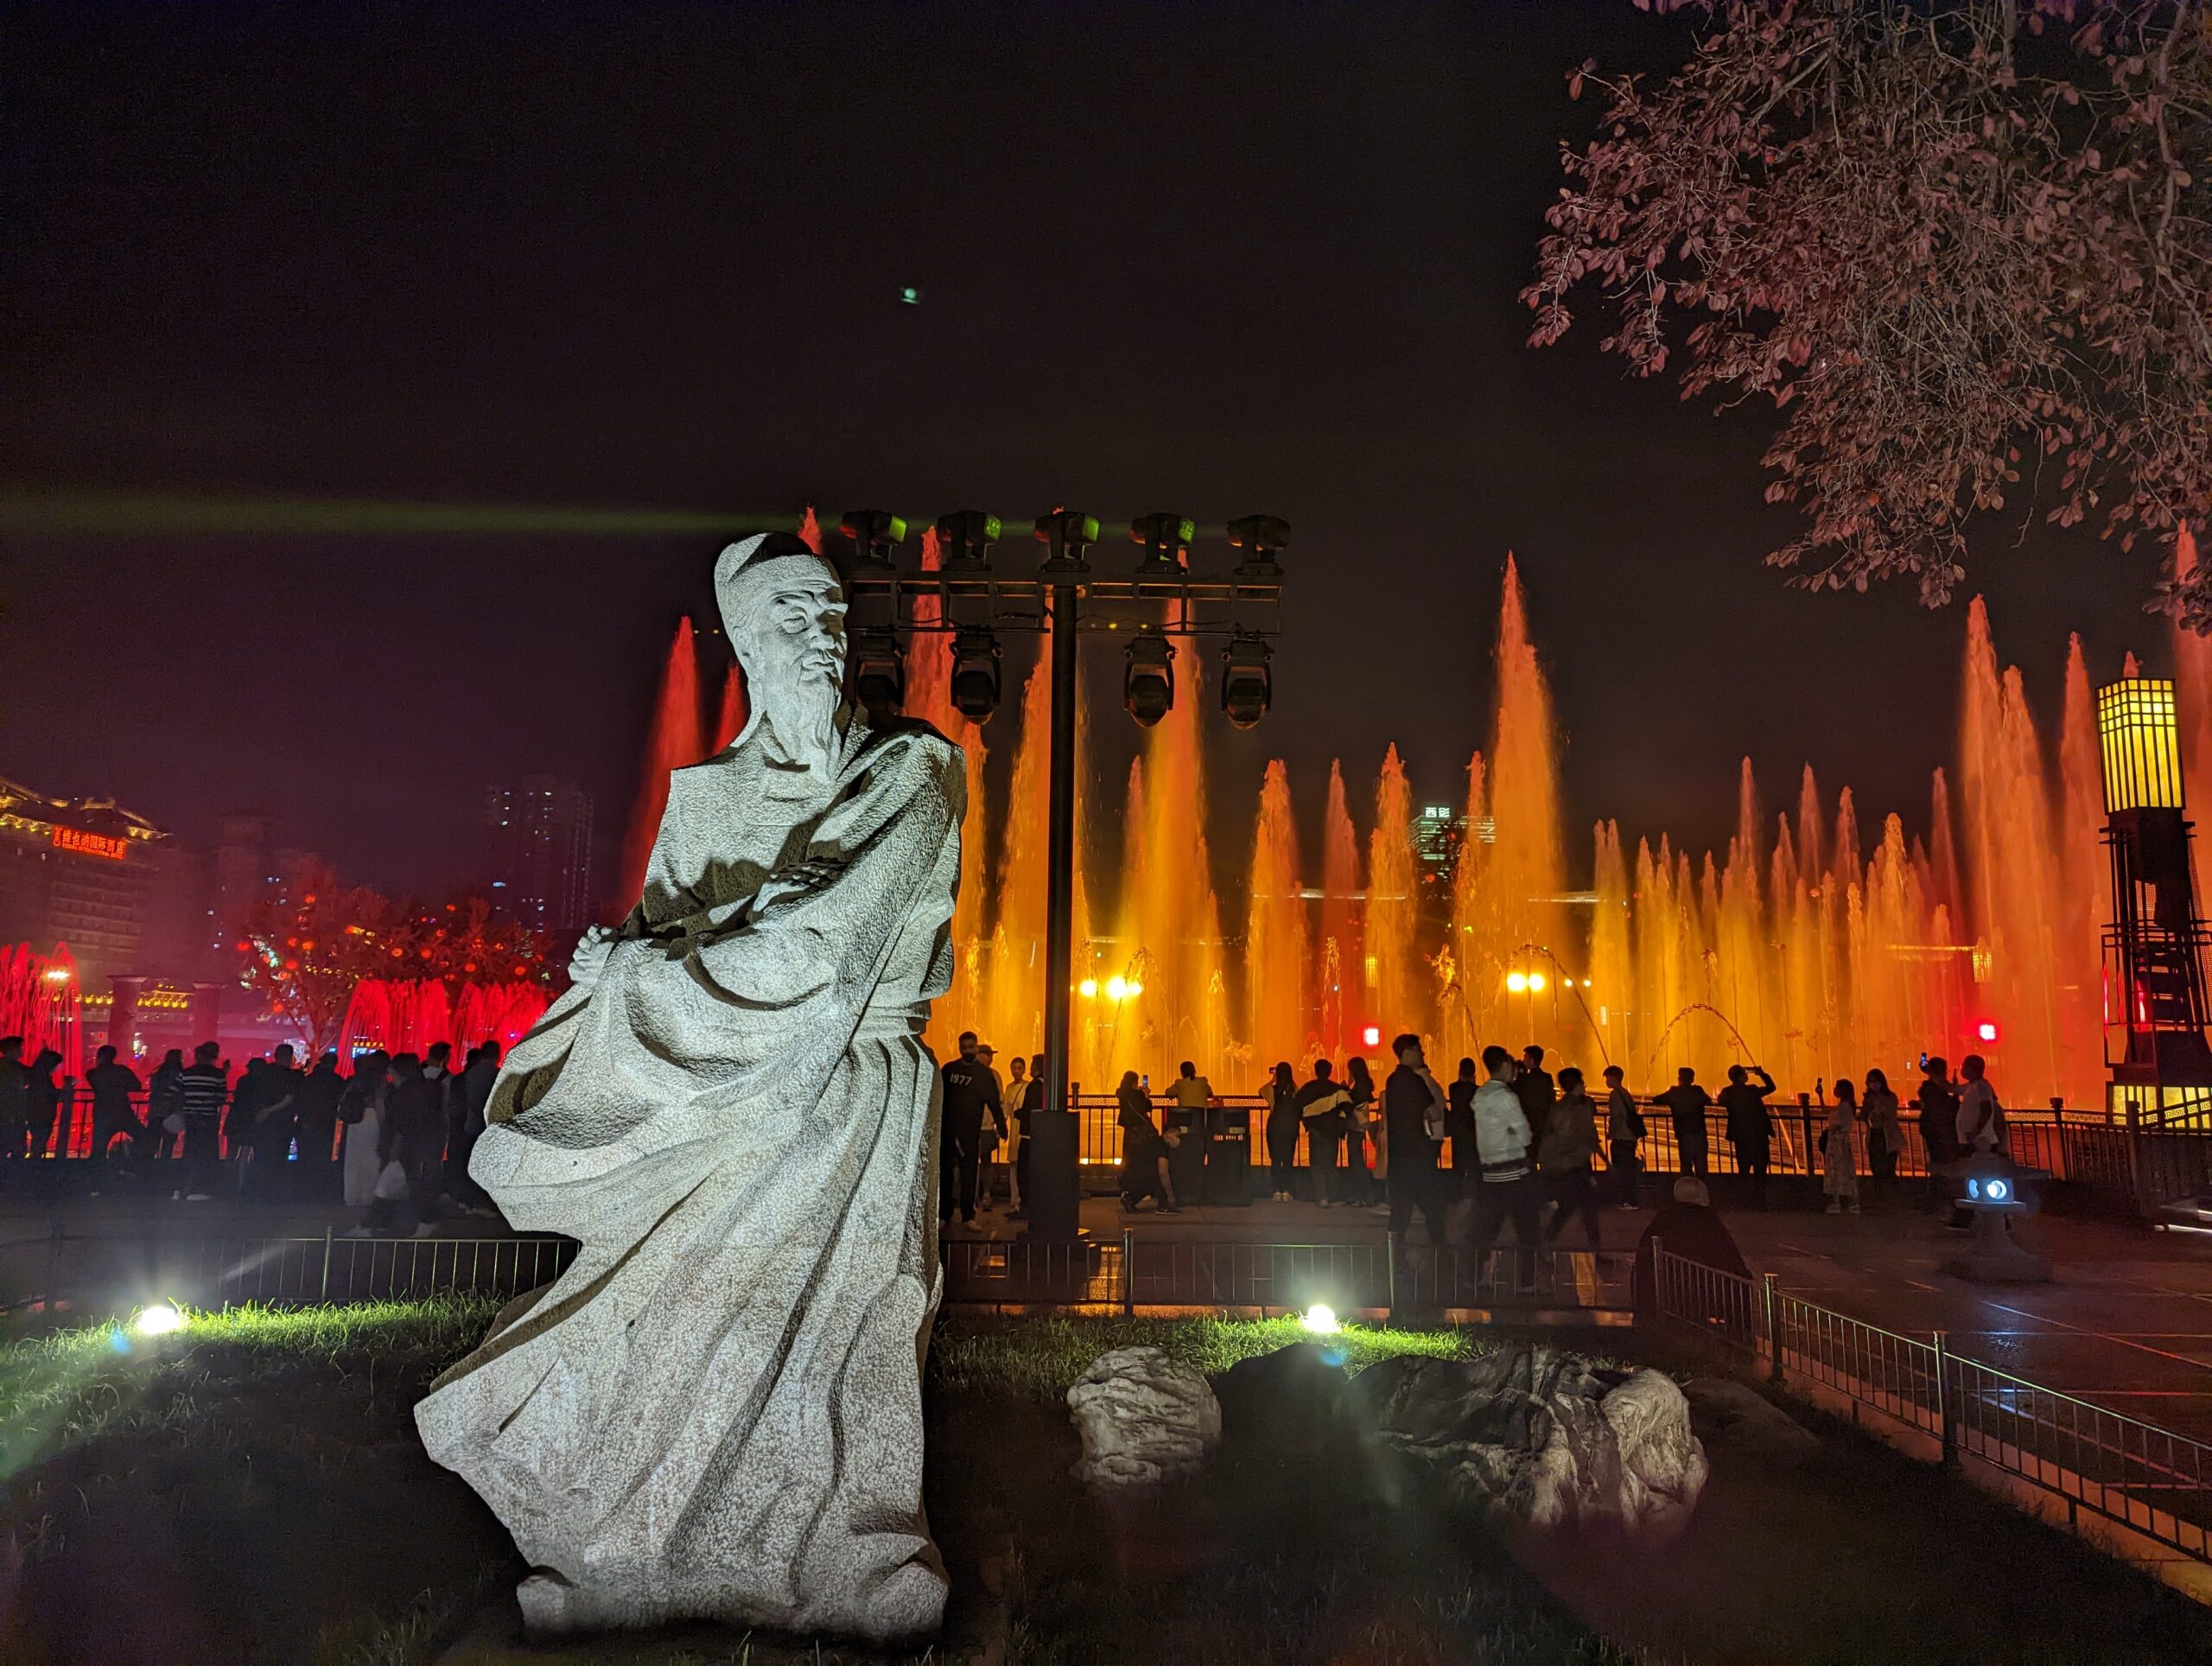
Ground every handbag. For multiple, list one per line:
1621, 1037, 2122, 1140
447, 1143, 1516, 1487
162, 1112, 185, 1135
372, 1160, 410, 1202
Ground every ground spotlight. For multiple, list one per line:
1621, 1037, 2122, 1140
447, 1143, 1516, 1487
1131, 512, 1194, 575
134, 1303, 188, 1337
950, 627, 1002, 722
1220, 635, 1273, 728
850, 627, 905, 716
1300, 1303, 1341, 1336
1124, 629, 1174, 726
936, 511, 1001, 571
1228, 512, 1290, 579
839, 510, 907, 568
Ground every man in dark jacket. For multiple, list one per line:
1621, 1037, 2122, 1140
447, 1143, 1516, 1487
938, 1032, 1002, 1228
1717, 1063, 1778, 1207
1446, 1057, 1480, 1201
1293, 1059, 1351, 1205
295, 1052, 346, 1199
374, 1052, 444, 1235
1382, 1033, 1449, 1245
145, 1049, 184, 1164
0, 1036, 28, 1159
25, 1049, 65, 1160
1514, 1044, 1556, 1145
1918, 1056, 1961, 1214
86, 1044, 144, 1184
1652, 1066, 1714, 1177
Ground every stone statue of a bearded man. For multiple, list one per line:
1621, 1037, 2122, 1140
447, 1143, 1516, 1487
416, 532, 963, 1642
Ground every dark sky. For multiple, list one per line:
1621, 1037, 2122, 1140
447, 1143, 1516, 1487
0, 1, 2169, 902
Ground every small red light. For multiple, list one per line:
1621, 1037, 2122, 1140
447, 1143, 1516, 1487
1976, 1021, 1999, 1043
1362, 1025, 1382, 1048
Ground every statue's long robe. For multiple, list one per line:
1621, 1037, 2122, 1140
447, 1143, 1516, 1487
416, 715, 962, 1641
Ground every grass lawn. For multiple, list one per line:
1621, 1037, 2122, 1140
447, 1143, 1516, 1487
0, 1301, 2203, 1664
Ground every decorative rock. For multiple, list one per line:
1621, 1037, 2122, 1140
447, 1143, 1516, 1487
1346, 1345, 1706, 1539
1067, 1346, 1222, 1488
1211, 1340, 1347, 1453
415, 534, 963, 1644
1681, 1377, 1821, 1467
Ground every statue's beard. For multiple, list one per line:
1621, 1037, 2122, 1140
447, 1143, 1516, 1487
755, 659, 843, 767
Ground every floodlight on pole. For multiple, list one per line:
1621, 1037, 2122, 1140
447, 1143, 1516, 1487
1220, 635, 1273, 728
1227, 512, 1290, 580
936, 510, 1001, 572
838, 510, 907, 569
1124, 628, 1175, 726
850, 627, 905, 717
950, 627, 1003, 723
1131, 512, 1194, 575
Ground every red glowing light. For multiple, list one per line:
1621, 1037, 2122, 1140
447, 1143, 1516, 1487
1362, 1025, 1382, 1048
51, 824, 127, 861
1975, 1021, 1999, 1043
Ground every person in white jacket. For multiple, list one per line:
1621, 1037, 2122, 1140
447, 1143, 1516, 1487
1467, 1045, 1541, 1294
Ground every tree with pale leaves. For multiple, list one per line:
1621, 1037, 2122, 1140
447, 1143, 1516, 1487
1526, 1, 2212, 619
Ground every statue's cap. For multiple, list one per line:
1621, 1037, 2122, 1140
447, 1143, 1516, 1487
715, 531, 836, 635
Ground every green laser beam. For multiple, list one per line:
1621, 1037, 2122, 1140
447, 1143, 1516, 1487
0, 490, 1249, 543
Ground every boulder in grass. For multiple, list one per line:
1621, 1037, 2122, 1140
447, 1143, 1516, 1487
1210, 1340, 1348, 1453
1345, 1345, 1707, 1540
1681, 1377, 1820, 1467
1067, 1346, 1222, 1490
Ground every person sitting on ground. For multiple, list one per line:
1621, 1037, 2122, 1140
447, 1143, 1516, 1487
1651, 1065, 1714, 1176
1539, 1065, 1604, 1248
1116, 1070, 1178, 1213
1630, 1175, 1753, 1323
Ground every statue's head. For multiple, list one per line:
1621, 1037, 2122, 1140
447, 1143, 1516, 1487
715, 532, 849, 763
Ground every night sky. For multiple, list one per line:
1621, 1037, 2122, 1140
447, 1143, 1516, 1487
0, 2, 2168, 903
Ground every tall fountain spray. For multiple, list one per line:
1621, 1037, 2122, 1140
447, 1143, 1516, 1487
1319, 761, 1359, 1058
1245, 760, 1308, 1073
615, 617, 705, 914
711, 662, 747, 754
1363, 745, 1418, 1048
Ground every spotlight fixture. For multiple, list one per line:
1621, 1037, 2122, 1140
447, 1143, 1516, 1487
1124, 628, 1174, 726
1227, 512, 1290, 579
1220, 635, 1273, 728
950, 627, 1003, 723
1034, 509, 1100, 569
850, 626, 905, 715
839, 509, 907, 568
1300, 1302, 1342, 1336
1131, 512, 1194, 575
936, 511, 1001, 572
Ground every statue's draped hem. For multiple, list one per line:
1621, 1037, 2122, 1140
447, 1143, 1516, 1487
416, 719, 962, 1643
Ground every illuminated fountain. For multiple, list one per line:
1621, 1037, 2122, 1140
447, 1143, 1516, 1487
610, 517, 2180, 1107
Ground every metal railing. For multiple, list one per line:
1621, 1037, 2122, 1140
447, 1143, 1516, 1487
3, 1226, 1632, 1321
1649, 1245, 2212, 1566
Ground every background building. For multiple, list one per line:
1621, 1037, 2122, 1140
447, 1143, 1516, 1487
0, 773, 172, 985
483, 778, 594, 936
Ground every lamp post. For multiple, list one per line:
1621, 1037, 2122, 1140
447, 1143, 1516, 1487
2094, 675, 2212, 1137
839, 510, 1287, 1238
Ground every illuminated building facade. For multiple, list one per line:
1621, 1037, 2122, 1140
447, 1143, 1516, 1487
0, 774, 173, 984
484, 778, 595, 935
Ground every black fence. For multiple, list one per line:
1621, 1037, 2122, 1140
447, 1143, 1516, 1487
3, 1228, 1630, 1321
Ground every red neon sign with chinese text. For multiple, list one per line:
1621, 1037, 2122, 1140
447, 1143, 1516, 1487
51, 825, 128, 861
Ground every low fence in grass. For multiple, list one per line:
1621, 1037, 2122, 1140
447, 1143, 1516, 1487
1649, 1243, 2212, 1574
0, 1226, 1632, 1319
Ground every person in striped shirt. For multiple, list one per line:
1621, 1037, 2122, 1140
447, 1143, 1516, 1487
175, 1041, 230, 1202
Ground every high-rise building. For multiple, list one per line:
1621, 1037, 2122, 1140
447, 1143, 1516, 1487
206, 811, 318, 966
484, 778, 594, 935
0, 773, 173, 984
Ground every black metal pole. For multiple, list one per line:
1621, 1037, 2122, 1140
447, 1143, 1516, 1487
1043, 575, 1079, 1120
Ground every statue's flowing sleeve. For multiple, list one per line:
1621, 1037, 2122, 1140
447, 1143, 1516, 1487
474, 730, 963, 1217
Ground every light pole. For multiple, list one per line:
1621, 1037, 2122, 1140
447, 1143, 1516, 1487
839, 509, 1287, 1238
